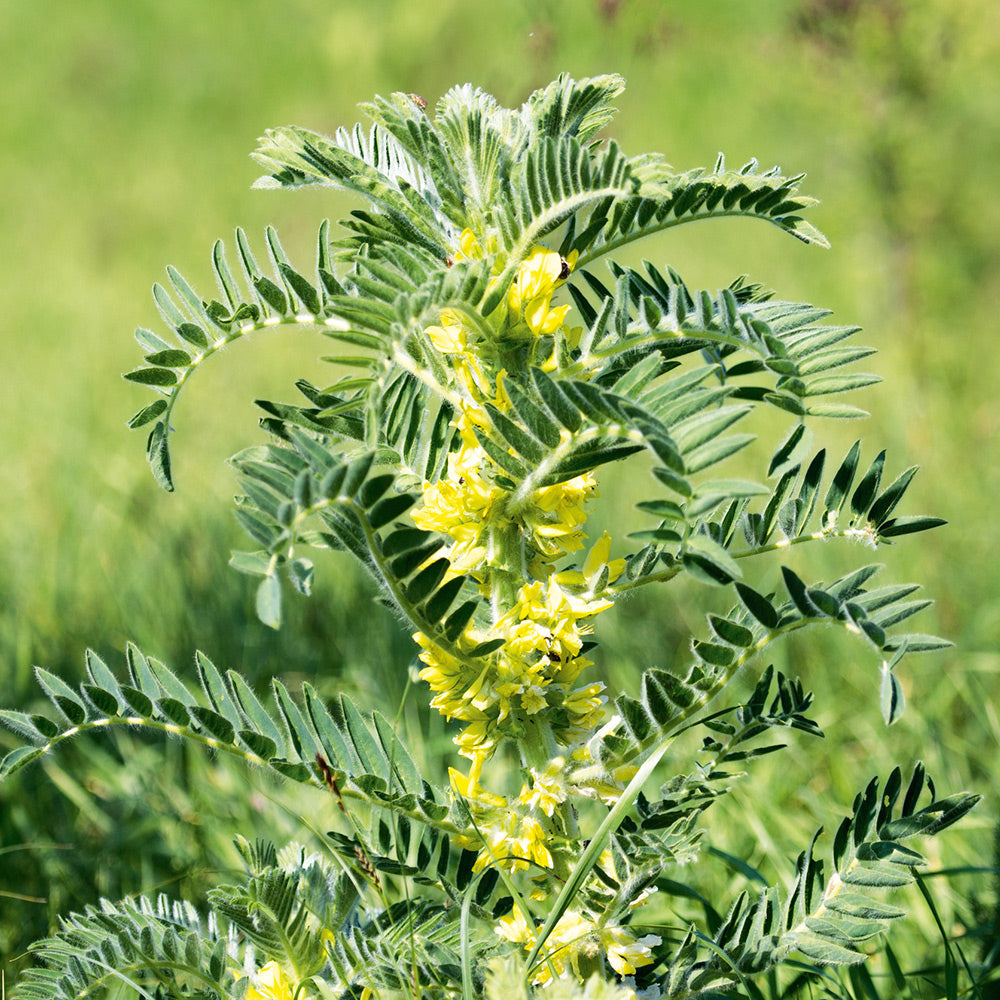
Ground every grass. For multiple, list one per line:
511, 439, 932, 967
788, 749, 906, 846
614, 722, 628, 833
1, 0, 998, 990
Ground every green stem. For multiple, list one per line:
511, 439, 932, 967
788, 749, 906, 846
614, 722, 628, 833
484, 500, 525, 621
605, 563, 683, 596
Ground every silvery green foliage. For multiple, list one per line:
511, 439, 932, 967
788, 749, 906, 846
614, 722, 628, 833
2, 74, 978, 998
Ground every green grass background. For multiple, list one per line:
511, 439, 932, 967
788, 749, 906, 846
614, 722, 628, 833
1, 0, 998, 988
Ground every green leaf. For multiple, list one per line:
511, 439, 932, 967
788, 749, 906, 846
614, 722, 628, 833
803, 372, 881, 396
119, 685, 154, 718
146, 421, 174, 492
682, 535, 741, 585
636, 499, 686, 521
825, 892, 906, 922
390, 540, 445, 579
147, 653, 197, 704
127, 400, 168, 428
473, 427, 528, 478
340, 695, 388, 778
234, 508, 278, 548
238, 730, 278, 760
288, 557, 314, 595
256, 575, 282, 629
782, 566, 819, 616
825, 441, 862, 513
358, 472, 395, 508
532, 367, 582, 431
841, 863, 914, 889
445, 601, 477, 641
880, 665, 904, 726
189, 706, 236, 745
734, 584, 779, 630
806, 586, 841, 618
196, 651, 244, 732
684, 433, 755, 474
850, 451, 886, 518
0, 710, 53, 744
228, 671, 286, 753
882, 633, 951, 653
504, 379, 562, 449
764, 390, 807, 416
144, 349, 193, 368
134, 326, 172, 354
272, 678, 318, 763
878, 516, 947, 538
423, 575, 466, 623
793, 932, 866, 965
157, 696, 192, 726
341, 452, 376, 496
34, 668, 86, 725
82, 684, 121, 716
0, 746, 45, 778
368, 493, 416, 530
693, 640, 736, 667
372, 712, 424, 795
466, 638, 505, 658
868, 467, 918, 526
124, 366, 177, 386
652, 464, 693, 498
805, 401, 869, 419
708, 615, 754, 648
177, 321, 210, 348
229, 550, 271, 576
694, 478, 768, 500
406, 559, 450, 604
85, 650, 123, 706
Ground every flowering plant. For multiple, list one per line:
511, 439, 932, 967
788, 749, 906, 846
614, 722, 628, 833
1, 74, 978, 999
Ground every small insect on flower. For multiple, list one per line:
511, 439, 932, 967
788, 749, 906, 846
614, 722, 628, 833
408, 93, 428, 110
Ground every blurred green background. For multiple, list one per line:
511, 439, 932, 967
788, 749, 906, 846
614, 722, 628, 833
2, 0, 998, 988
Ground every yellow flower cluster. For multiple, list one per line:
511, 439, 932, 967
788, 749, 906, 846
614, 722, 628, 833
411, 415, 500, 578
413, 233, 616, 754
415, 572, 612, 757
413, 418, 598, 581
410, 231, 639, 908
450, 754, 574, 875
497, 908, 662, 985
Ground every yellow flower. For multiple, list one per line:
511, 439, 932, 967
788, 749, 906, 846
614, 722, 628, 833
244, 961, 294, 1000
517, 756, 568, 817
497, 911, 660, 984
561, 681, 608, 734
523, 473, 597, 559
411, 442, 499, 577
455, 227, 497, 261
497, 908, 598, 985
457, 806, 554, 875
454, 715, 499, 755
520, 683, 548, 715
426, 310, 467, 354
506, 246, 577, 337
600, 925, 662, 976
449, 751, 506, 807
512, 814, 554, 871
496, 907, 534, 945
